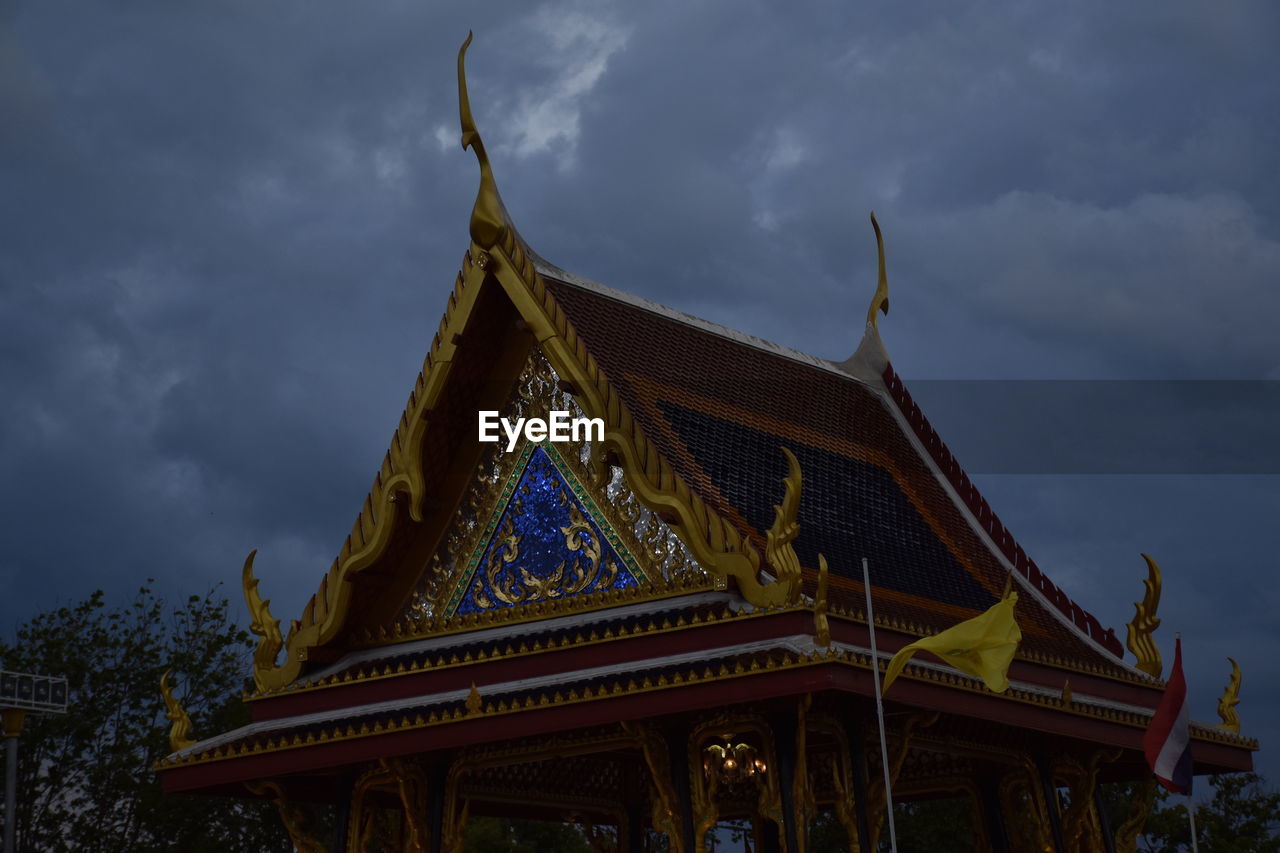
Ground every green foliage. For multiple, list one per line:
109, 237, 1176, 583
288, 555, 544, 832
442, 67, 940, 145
892, 797, 977, 852
1141, 774, 1280, 853
463, 816, 606, 852
807, 809, 851, 851
0, 585, 290, 853
805, 797, 977, 852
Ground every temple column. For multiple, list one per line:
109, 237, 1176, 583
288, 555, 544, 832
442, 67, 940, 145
663, 721, 698, 853
979, 774, 1011, 853
767, 708, 802, 853
332, 771, 354, 853
623, 800, 645, 853
1035, 756, 1067, 853
1093, 784, 1118, 853
841, 707, 874, 853
427, 757, 449, 853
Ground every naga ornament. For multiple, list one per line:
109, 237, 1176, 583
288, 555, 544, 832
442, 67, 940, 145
242, 550, 285, 692
1125, 553, 1163, 677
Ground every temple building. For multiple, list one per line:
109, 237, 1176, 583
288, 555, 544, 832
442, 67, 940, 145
155, 35, 1257, 853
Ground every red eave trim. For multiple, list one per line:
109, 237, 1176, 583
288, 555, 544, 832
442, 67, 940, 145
159, 660, 1251, 794
251, 611, 816, 721
881, 363, 1124, 658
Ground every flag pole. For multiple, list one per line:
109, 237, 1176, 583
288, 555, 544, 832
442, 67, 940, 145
863, 557, 899, 853
1177, 631, 1199, 853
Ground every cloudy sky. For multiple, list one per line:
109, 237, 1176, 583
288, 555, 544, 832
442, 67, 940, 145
3, 1, 1277, 781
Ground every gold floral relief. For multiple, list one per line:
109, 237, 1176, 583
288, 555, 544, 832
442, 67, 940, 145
395, 349, 706, 635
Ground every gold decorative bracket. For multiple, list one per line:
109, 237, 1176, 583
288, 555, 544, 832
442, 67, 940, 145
242, 550, 285, 692
814, 555, 831, 647
1125, 553, 1163, 677
622, 721, 686, 853
1114, 777, 1156, 853
247, 780, 329, 853
1217, 657, 1242, 733
865, 212, 889, 328
160, 669, 195, 752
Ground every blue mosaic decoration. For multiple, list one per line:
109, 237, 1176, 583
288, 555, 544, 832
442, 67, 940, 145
446, 444, 645, 618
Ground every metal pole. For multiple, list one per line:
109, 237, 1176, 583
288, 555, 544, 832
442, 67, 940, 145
862, 558, 898, 853
2, 709, 24, 853
3, 738, 15, 853
1186, 795, 1199, 853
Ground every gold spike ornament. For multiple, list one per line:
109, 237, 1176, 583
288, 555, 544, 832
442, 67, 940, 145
160, 669, 196, 752
865, 212, 890, 328
1217, 657, 1242, 733
242, 550, 285, 692
1125, 553, 1163, 678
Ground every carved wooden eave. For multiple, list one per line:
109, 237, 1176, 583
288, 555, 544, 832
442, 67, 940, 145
246, 34, 803, 694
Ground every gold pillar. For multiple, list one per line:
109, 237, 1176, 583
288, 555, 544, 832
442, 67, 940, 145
623, 721, 688, 853
997, 758, 1055, 853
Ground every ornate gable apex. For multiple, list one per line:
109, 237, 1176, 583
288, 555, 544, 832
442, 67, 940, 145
380, 348, 709, 643
243, 36, 805, 694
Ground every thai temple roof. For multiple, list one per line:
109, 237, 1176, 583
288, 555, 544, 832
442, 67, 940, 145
155, 34, 1256, 797
538, 260, 1130, 677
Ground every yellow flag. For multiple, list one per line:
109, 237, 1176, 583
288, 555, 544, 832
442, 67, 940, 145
882, 593, 1021, 694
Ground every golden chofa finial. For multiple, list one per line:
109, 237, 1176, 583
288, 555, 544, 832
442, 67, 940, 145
1125, 553, 1163, 678
160, 669, 196, 752
242, 550, 284, 692
865, 212, 889, 328
1217, 657, 1242, 733
814, 555, 831, 647
458, 32, 510, 250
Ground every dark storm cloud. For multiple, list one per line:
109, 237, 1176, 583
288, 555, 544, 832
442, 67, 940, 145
3, 0, 1277, 777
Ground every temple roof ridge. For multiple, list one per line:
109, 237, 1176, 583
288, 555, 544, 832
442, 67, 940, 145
531, 254, 884, 389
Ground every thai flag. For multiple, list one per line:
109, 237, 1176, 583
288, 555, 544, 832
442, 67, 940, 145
1142, 636, 1193, 794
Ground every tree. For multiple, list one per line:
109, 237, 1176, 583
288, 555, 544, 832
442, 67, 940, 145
0, 585, 290, 853
464, 816, 604, 852
1141, 774, 1280, 853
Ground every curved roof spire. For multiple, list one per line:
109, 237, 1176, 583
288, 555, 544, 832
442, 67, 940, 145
866, 211, 889, 327
836, 211, 892, 380
458, 32, 510, 249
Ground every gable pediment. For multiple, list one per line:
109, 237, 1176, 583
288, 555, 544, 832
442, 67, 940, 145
390, 348, 707, 637
446, 443, 645, 617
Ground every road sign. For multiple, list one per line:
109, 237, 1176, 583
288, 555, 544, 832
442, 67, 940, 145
0, 671, 68, 714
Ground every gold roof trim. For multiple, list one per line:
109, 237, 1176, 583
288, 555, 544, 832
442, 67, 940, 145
158, 642, 1257, 772
249, 253, 483, 691
257, 600, 786, 700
